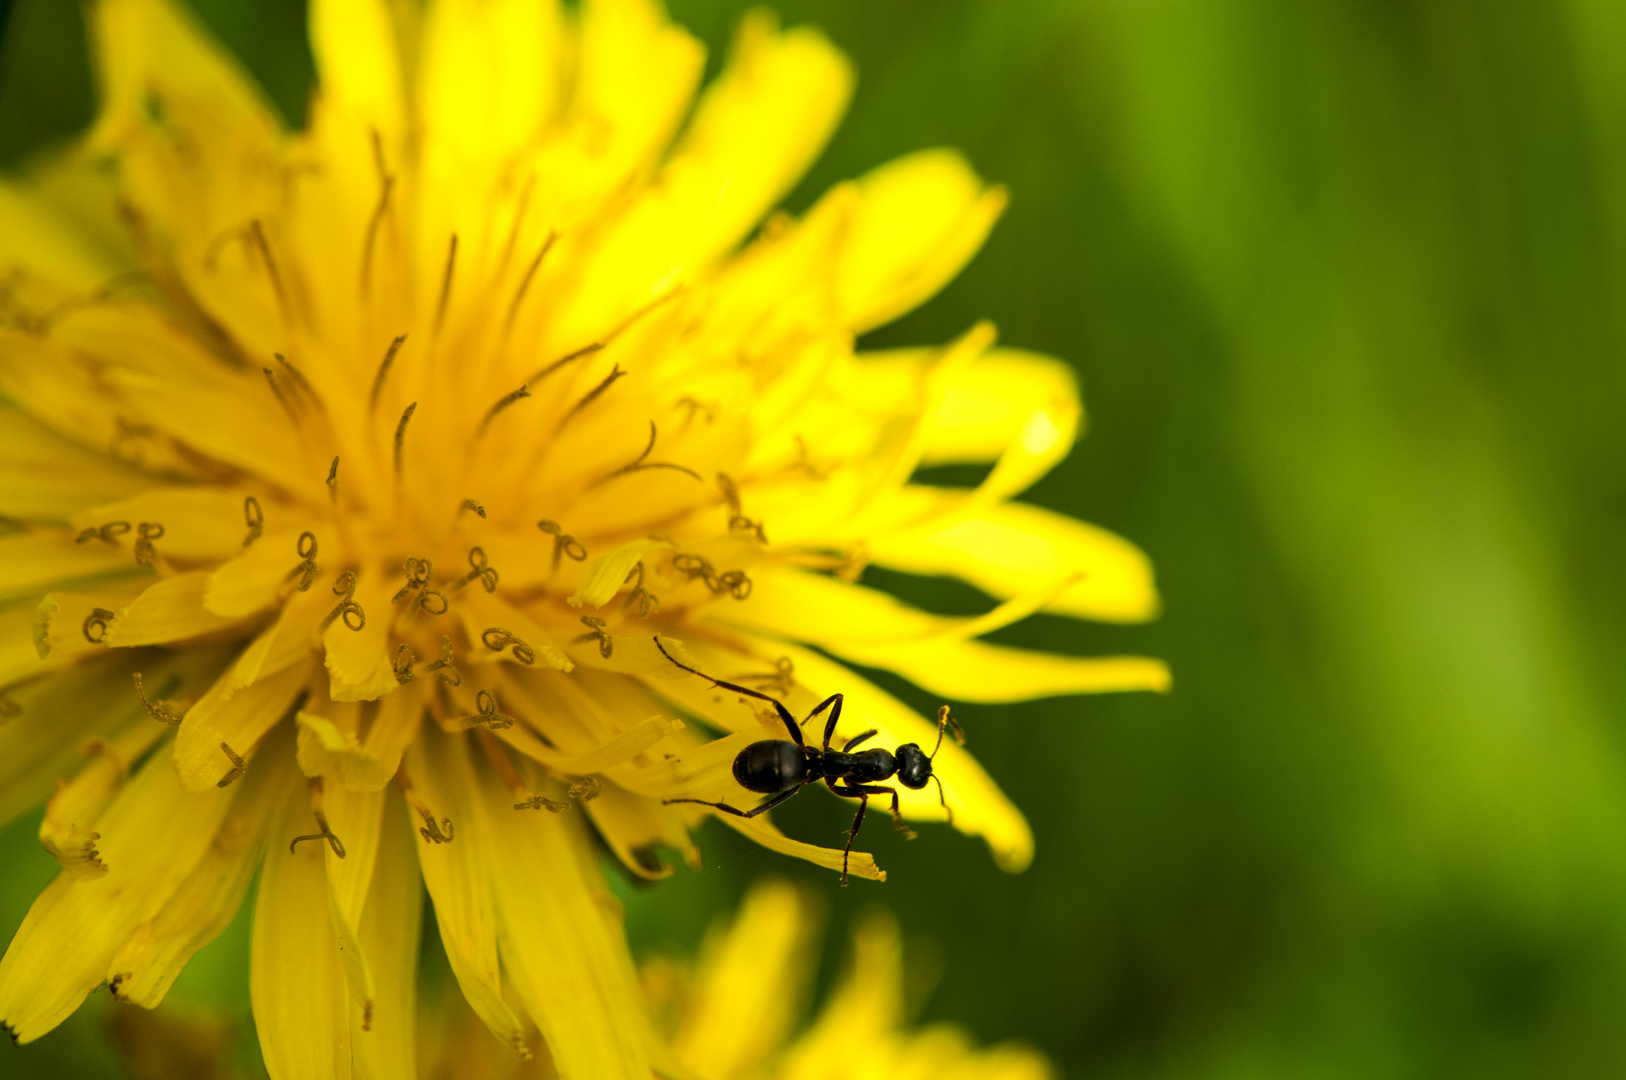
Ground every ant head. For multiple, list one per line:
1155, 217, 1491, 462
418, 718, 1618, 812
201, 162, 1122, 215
895, 742, 932, 789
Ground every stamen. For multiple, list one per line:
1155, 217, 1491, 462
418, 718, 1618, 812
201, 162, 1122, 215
424, 635, 462, 687
717, 472, 768, 543
460, 499, 486, 518
393, 401, 417, 477
457, 689, 513, 731
621, 562, 659, 618
133, 522, 164, 566
392, 557, 432, 602
567, 776, 601, 802
504, 231, 558, 332
523, 340, 604, 386
359, 174, 395, 295
393, 644, 416, 683
736, 656, 795, 695
326, 456, 339, 496
262, 366, 299, 423
480, 628, 536, 665
671, 553, 751, 599
537, 519, 587, 571
82, 608, 115, 644
572, 616, 613, 659
515, 794, 570, 812
248, 219, 289, 313
397, 770, 455, 843
76, 521, 130, 545
588, 420, 703, 489
497, 174, 537, 275
321, 571, 366, 632
132, 672, 184, 725
675, 396, 716, 426
392, 557, 447, 616
477, 384, 531, 436
274, 352, 317, 400
287, 532, 319, 592
369, 334, 407, 411
452, 547, 499, 593
217, 741, 247, 787
434, 233, 458, 334
553, 364, 625, 436
289, 808, 347, 858
242, 496, 263, 546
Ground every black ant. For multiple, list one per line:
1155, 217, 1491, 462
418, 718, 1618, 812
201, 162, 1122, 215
654, 637, 964, 885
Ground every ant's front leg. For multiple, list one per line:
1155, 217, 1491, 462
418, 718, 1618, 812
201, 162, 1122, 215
664, 785, 801, 819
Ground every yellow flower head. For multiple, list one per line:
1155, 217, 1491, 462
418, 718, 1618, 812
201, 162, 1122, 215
0, 0, 1164, 1075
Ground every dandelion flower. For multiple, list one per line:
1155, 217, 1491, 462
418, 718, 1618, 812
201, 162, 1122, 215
0, 0, 1164, 1075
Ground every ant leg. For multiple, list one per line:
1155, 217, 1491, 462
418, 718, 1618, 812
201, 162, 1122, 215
834, 782, 915, 840
663, 785, 801, 819
842, 728, 878, 752
654, 636, 804, 747
812, 693, 843, 751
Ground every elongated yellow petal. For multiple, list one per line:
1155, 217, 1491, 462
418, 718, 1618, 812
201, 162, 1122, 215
0, 180, 120, 289
674, 880, 815, 1076
835, 150, 1008, 333
74, 487, 257, 563
40, 716, 167, 879
251, 762, 353, 1080
417, 0, 563, 293
0, 533, 135, 606
322, 567, 397, 701
32, 584, 147, 663
0, 649, 225, 830
721, 813, 886, 882
406, 726, 527, 1052
570, 538, 672, 608
0, 733, 239, 1042
869, 500, 1161, 623
174, 659, 312, 792
0, 402, 155, 523
837, 636, 1171, 701
107, 727, 287, 1005
581, 780, 699, 878
352, 790, 420, 1080
473, 754, 671, 1080
205, 526, 334, 618
103, 571, 245, 647
550, 13, 852, 345
917, 349, 1081, 467
310, 0, 406, 146
298, 709, 394, 791
323, 781, 384, 1032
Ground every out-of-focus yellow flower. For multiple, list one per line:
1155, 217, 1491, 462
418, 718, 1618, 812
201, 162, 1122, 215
418, 880, 1052, 1080
0, 0, 1164, 1075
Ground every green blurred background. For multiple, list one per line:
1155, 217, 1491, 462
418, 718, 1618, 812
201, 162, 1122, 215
8, 0, 1626, 1076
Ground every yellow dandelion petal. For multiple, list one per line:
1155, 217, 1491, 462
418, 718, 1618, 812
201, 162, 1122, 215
0, 0, 1162, 1067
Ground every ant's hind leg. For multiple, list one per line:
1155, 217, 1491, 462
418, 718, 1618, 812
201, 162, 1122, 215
664, 786, 801, 819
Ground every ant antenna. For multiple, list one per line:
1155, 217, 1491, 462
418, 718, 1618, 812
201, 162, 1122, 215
929, 705, 967, 761
653, 636, 713, 685
930, 774, 954, 826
